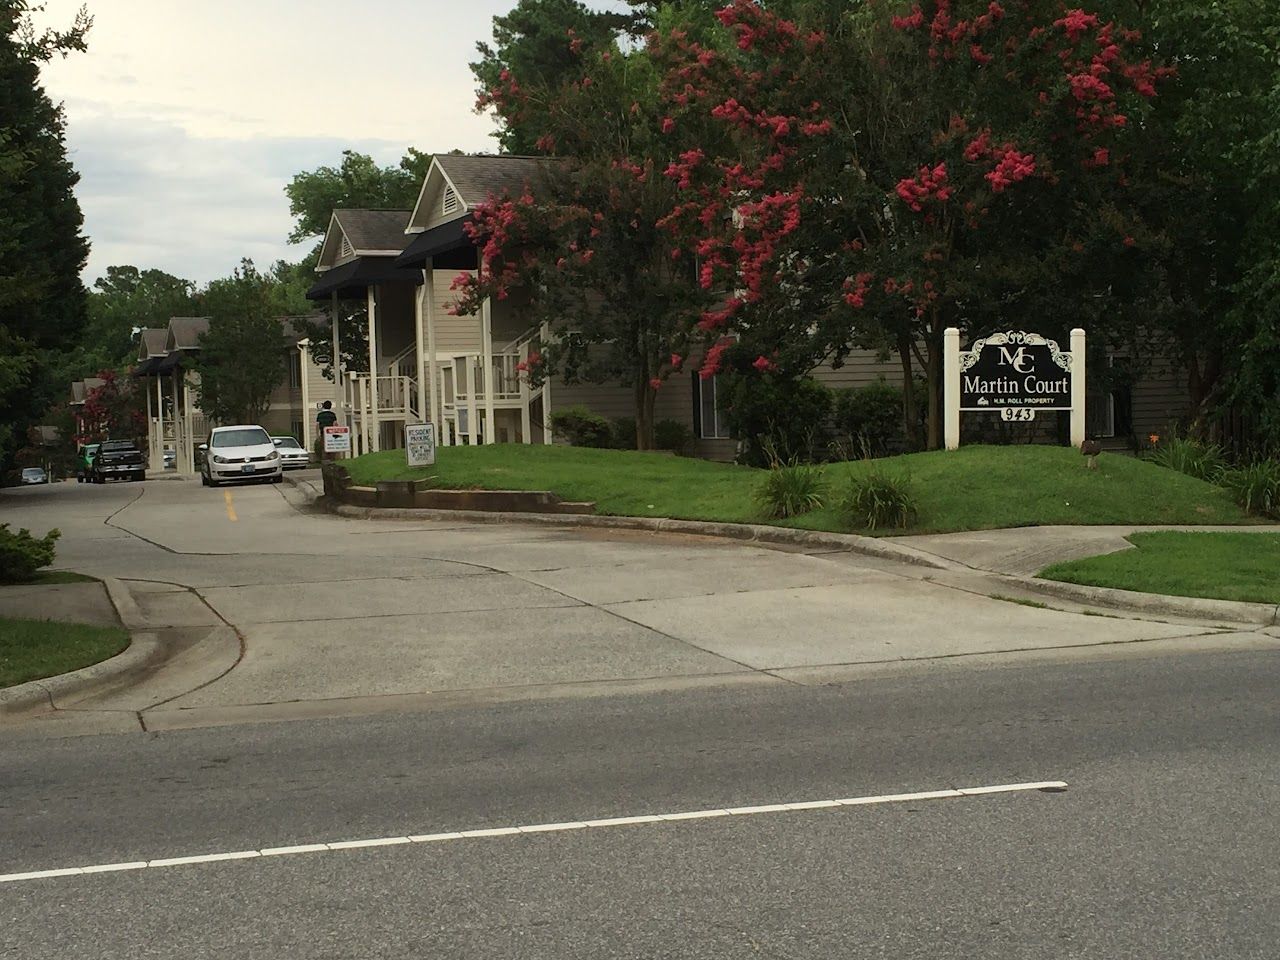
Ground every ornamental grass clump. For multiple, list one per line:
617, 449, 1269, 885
1221, 460, 1280, 519
754, 449, 827, 520
838, 470, 920, 531
1147, 435, 1229, 482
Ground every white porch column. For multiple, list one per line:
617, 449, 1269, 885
1070, 328, 1087, 449
330, 291, 342, 394
155, 376, 166, 467
465, 357, 479, 445
170, 370, 183, 472
944, 327, 961, 451
183, 375, 195, 474
424, 267, 440, 435
144, 376, 155, 467
480, 297, 497, 444
518, 339, 532, 443
359, 375, 372, 456
414, 272, 428, 425
366, 286, 381, 453
299, 340, 313, 451
540, 322, 553, 444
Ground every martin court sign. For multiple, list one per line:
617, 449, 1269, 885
943, 328, 1087, 450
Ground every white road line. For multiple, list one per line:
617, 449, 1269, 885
0, 780, 1066, 886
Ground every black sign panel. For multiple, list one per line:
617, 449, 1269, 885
959, 332, 1073, 411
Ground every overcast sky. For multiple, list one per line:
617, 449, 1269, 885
34, 0, 542, 286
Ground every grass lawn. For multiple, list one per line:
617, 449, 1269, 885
342, 444, 1252, 536
1039, 531, 1280, 605
0, 617, 130, 689
25, 570, 98, 585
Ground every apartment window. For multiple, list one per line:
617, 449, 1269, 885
693, 373, 730, 439
442, 185, 459, 216
288, 351, 303, 389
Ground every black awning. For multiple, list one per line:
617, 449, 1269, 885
394, 216, 478, 269
155, 352, 183, 374
305, 256, 422, 301
131, 356, 160, 376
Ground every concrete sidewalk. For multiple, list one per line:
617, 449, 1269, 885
888, 524, 1280, 576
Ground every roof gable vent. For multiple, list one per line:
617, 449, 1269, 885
339, 235, 353, 259
442, 185, 459, 216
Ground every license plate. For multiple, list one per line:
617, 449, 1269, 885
241, 465, 254, 474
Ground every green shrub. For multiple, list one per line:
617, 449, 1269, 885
1147, 435, 1229, 482
0, 524, 60, 584
1221, 460, 1280, 518
837, 470, 919, 531
551, 407, 612, 448
654, 419, 693, 454
722, 374, 833, 467
834, 379, 903, 457
755, 462, 827, 519
609, 417, 637, 450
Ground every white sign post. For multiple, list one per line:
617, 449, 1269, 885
944, 327, 1086, 451
405, 423, 436, 468
323, 425, 352, 455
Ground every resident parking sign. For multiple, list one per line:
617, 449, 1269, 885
405, 423, 436, 467
323, 425, 351, 454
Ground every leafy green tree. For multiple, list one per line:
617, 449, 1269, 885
0, 0, 91, 467
462, 8, 722, 448
284, 149, 431, 244
1128, 0, 1280, 447
76, 266, 198, 368
190, 260, 288, 425
472, 0, 642, 154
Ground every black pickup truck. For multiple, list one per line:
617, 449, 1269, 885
89, 439, 146, 483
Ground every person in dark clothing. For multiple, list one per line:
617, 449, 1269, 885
315, 401, 338, 459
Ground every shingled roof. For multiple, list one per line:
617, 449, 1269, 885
167, 317, 211, 351
137, 328, 168, 360
332, 210, 412, 255
434, 155, 558, 206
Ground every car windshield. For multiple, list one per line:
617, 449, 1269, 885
100, 441, 134, 451
273, 438, 302, 449
212, 428, 270, 448
22, 468, 42, 476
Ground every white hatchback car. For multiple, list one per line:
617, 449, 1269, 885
200, 425, 282, 487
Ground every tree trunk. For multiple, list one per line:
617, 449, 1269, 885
634, 375, 656, 451
897, 335, 921, 451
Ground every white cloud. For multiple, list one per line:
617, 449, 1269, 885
31, 0, 531, 283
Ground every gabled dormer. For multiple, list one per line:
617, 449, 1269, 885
315, 210, 412, 273
406, 154, 556, 235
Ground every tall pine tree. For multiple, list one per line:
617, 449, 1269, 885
0, 1, 91, 464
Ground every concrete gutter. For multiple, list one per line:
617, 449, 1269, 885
0, 579, 162, 718
999, 573, 1280, 627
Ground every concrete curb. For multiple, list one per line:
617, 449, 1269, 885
319, 497, 953, 571
1007, 574, 1280, 627
0, 579, 163, 717
284, 473, 948, 568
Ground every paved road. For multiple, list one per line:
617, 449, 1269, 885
3, 649, 1278, 958
2, 477, 1278, 957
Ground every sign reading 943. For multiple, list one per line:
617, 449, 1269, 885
958, 331, 1074, 411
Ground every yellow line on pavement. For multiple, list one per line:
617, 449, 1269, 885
223, 490, 237, 522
